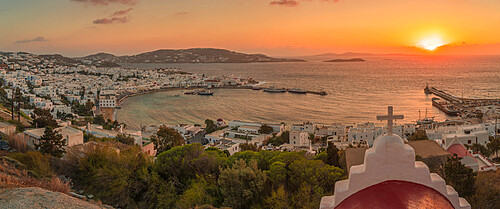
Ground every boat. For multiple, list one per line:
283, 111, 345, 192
319, 91, 327, 96
432, 98, 459, 116
416, 109, 435, 125
184, 91, 195, 95
197, 90, 214, 96
263, 86, 286, 93
174, 94, 180, 97
288, 88, 307, 94
252, 86, 261, 90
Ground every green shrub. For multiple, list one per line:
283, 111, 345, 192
7, 151, 54, 178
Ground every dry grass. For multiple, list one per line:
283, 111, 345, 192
4, 133, 29, 152
0, 158, 71, 194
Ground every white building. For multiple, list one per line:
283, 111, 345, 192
289, 131, 310, 147
99, 91, 116, 108
427, 124, 490, 147
24, 126, 84, 149
291, 122, 315, 133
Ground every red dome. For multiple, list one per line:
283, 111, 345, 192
336, 180, 454, 209
447, 144, 473, 158
217, 118, 223, 121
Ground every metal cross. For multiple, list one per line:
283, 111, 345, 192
377, 106, 404, 136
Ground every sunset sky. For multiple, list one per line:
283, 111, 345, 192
1, 0, 500, 56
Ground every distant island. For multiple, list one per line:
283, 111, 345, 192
323, 58, 366, 62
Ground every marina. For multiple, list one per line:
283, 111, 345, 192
424, 85, 500, 116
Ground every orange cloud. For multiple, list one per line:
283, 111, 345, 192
71, 0, 137, 6
112, 8, 133, 16
269, 0, 340, 7
270, 0, 299, 7
93, 16, 129, 24
15, 37, 49, 44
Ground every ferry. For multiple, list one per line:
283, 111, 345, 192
432, 98, 459, 116
288, 88, 307, 94
263, 86, 286, 93
197, 90, 214, 96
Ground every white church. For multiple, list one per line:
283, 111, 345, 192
321, 106, 471, 209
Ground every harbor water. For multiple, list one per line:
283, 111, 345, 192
117, 55, 500, 129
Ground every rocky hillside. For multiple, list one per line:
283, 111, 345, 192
0, 187, 111, 209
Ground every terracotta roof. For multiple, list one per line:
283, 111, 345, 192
346, 140, 451, 172
408, 140, 450, 159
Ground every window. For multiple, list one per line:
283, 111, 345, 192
467, 140, 471, 144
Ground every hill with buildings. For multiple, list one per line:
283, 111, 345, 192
81, 48, 305, 64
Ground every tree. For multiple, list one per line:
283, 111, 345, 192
92, 115, 106, 125
116, 134, 135, 145
443, 154, 476, 198
408, 130, 429, 141
308, 133, 316, 143
155, 144, 227, 193
468, 170, 500, 209
151, 125, 185, 155
487, 137, 500, 159
218, 159, 267, 209
240, 143, 259, 152
30, 108, 58, 128
205, 119, 217, 134
468, 143, 490, 157
258, 124, 273, 134
36, 126, 66, 158
264, 186, 289, 209
325, 142, 340, 167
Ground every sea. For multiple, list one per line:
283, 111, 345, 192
116, 55, 500, 130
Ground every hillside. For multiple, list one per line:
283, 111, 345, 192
38, 54, 83, 66
0, 187, 111, 209
80, 48, 305, 64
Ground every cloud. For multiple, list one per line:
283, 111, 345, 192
112, 8, 133, 16
270, 0, 299, 7
71, 0, 137, 6
15, 36, 49, 44
270, 0, 340, 7
93, 16, 129, 24
174, 12, 189, 16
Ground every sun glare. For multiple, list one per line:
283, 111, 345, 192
417, 37, 446, 51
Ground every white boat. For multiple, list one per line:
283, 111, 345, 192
288, 88, 307, 94
263, 86, 286, 93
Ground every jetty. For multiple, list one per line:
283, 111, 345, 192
424, 86, 500, 104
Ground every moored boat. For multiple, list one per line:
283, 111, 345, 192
263, 86, 286, 93
288, 88, 307, 94
432, 98, 459, 116
197, 90, 214, 95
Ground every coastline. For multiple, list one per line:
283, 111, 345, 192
117, 85, 254, 106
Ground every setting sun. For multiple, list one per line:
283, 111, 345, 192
417, 37, 446, 51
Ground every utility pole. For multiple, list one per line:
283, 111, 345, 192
11, 88, 14, 120
495, 114, 498, 139
17, 88, 21, 122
